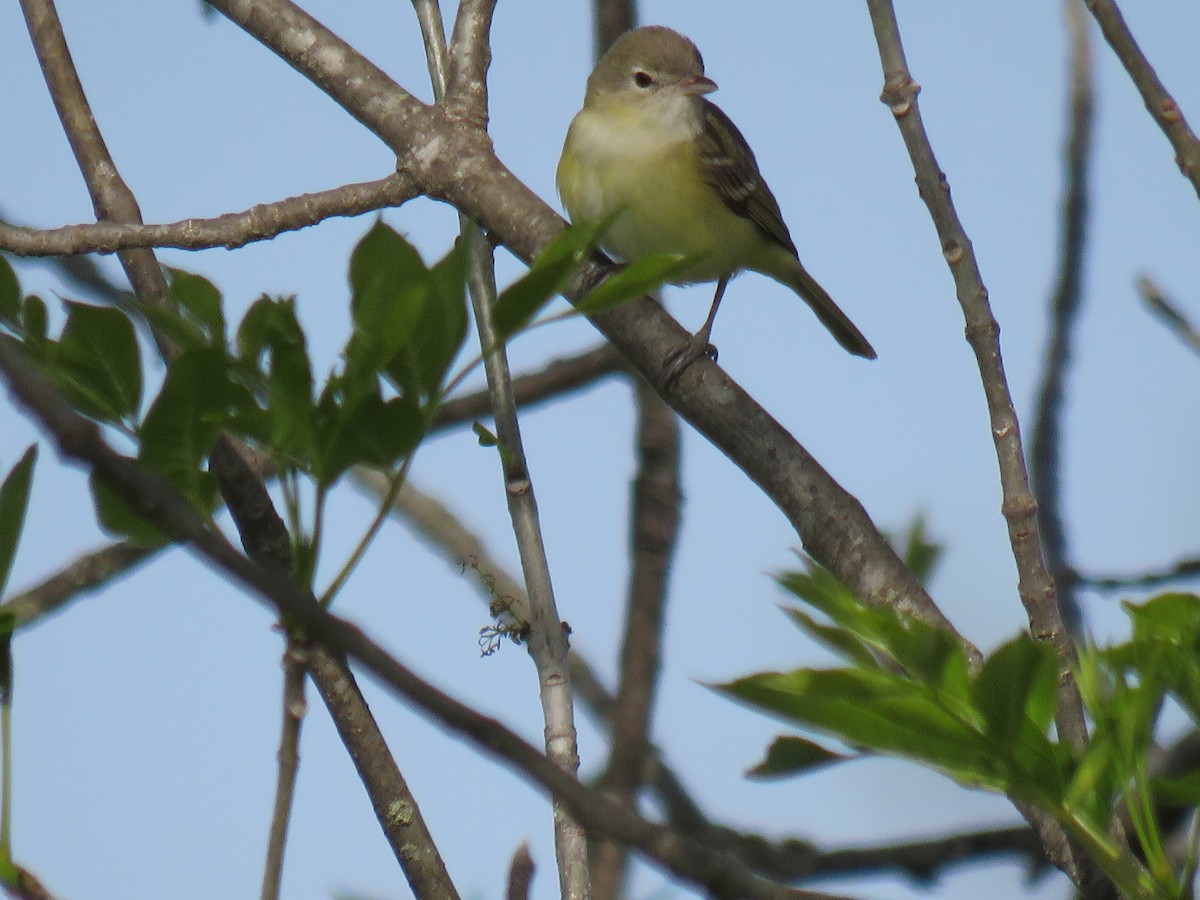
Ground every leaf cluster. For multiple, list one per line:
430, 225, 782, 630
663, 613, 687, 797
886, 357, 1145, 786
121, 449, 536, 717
721, 534, 1200, 899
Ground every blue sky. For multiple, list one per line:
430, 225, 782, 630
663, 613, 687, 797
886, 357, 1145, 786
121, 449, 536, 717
2, 2, 1199, 898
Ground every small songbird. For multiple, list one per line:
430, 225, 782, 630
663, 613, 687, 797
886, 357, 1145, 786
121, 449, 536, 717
557, 26, 876, 376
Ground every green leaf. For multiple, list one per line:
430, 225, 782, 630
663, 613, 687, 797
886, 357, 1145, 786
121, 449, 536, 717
0, 258, 18, 325
472, 421, 498, 447
780, 605, 879, 669
89, 472, 171, 546
51, 302, 142, 423
346, 222, 430, 385
263, 300, 313, 458
234, 294, 281, 366
778, 566, 965, 685
973, 635, 1058, 744
899, 515, 943, 585
492, 216, 614, 341
167, 268, 225, 346
313, 390, 422, 486
386, 241, 468, 406
575, 252, 689, 315
1124, 593, 1200, 644
21, 296, 48, 351
138, 348, 230, 507
720, 668, 1001, 787
0, 447, 37, 598
1151, 770, 1200, 807
746, 735, 851, 779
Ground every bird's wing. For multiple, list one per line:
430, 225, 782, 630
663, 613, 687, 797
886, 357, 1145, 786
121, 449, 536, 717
696, 99, 798, 257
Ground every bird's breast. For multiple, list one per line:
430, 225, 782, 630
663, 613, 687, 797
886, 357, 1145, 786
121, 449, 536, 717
557, 106, 760, 282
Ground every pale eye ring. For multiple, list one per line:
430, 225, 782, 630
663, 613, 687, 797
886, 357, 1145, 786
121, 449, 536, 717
633, 70, 653, 89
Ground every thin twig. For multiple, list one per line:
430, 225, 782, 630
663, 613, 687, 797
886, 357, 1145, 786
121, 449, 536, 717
0, 541, 154, 627
1082, 0, 1200, 198
260, 643, 306, 900
592, 378, 681, 900
1137, 276, 1200, 357
0, 175, 418, 258
505, 842, 536, 900
429, 343, 626, 433
1029, 0, 1096, 637
207, 442, 455, 899
1073, 556, 1200, 591
0, 337, 854, 900
211, 429, 460, 899
863, 0, 1104, 891
414, 2, 589, 896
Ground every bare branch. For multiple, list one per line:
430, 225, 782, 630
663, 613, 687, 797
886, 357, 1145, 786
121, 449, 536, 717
446, 0, 498, 125
430, 343, 626, 433
0, 175, 418, 257
0, 338, 855, 900
864, 0, 1103, 890
20, 0, 178, 368
410, 1, 451, 101
0, 541, 154, 627
1029, 0, 1096, 637
505, 842, 536, 900
592, 379, 681, 900
306, 647, 461, 899
463, 235, 591, 899
211, 436, 459, 900
1138, 275, 1200, 356
1074, 556, 1200, 591
1083, 0, 1200, 198
260, 643, 307, 900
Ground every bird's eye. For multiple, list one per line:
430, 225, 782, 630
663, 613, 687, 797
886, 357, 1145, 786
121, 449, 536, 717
633, 71, 653, 88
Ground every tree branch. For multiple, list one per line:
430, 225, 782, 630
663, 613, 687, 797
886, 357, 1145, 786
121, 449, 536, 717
592, 378, 681, 900
1082, 0, 1200, 198
200, 0, 968, 654
446, 0, 497, 127
1137, 275, 1200, 357
1029, 0, 1096, 637
1073, 555, 1200, 591
0, 337, 855, 900
0, 541, 154, 627
864, 0, 1104, 891
210, 436, 459, 900
431, 343, 626, 432
0, 175, 418, 257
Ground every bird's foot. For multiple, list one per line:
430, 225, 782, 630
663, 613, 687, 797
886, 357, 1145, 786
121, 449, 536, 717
664, 337, 718, 387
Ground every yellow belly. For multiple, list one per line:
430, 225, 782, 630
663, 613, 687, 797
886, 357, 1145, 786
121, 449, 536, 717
557, 108, 763, 284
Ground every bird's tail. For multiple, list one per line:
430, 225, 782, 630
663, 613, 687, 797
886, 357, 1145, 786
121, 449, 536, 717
781, 259, 877, 360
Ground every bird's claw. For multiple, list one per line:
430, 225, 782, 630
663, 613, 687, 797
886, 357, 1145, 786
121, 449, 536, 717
664, 338, 718, 387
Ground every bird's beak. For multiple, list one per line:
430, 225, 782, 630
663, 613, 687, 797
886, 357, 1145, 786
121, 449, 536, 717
680, 75, 718, 96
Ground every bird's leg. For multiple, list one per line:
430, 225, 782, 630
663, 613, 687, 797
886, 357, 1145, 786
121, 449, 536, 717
664, 276, 729, 386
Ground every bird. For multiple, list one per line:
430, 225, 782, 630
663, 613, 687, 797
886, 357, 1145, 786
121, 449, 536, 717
556, 25, 876, 379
